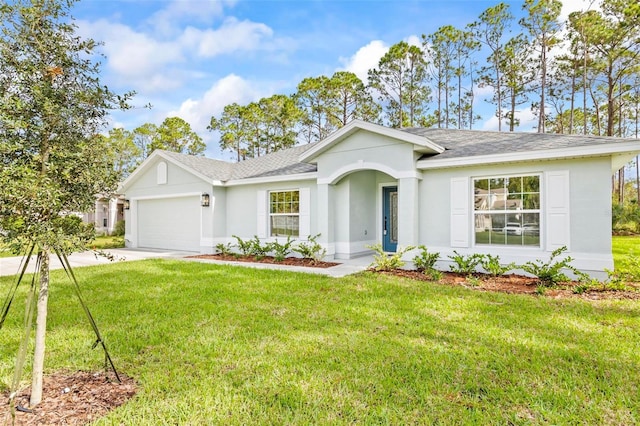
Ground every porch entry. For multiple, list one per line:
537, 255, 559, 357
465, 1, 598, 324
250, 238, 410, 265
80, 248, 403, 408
382, 186, 398, 252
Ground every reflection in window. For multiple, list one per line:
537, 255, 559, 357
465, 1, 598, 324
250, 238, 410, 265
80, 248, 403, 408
269, 190, 300, 237
474, 175, 540, 247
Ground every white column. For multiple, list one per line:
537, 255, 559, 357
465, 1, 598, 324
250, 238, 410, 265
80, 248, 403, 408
126, 200, 138, 248
108, 198, 118, 235
398, 177, 419, 248
317, 183, 335, 257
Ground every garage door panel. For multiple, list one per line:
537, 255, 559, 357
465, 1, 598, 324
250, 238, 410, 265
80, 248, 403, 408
138, 197, 200, 251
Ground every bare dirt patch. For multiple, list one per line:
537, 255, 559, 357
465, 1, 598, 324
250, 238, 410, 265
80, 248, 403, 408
1, 371, 136, 426
188, 253, 340, 268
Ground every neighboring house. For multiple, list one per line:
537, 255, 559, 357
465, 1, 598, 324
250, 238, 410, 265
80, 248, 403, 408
120, 120, 640, 278
82, 195, 125, 235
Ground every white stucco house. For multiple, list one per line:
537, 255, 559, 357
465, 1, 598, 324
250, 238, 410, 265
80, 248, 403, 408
120, 120, 640, 277
82, 195, 125, 235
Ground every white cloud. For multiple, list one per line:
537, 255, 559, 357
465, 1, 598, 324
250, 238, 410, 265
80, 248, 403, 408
339, 40, 389, 82
481, 107, 538, 132
405, 35, 422, 48
560, 0, 601, 22
78, 12, 283, 94
180, 17, 274, 58
168, 74, 263, 136
147, 0, 237, 37
78, 19, 183, 82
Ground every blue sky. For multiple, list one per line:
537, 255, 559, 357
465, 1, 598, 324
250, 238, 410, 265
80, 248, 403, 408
71, 0, 595, 160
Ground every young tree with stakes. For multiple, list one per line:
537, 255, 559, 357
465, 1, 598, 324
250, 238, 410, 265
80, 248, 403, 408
0, 0, 132, 408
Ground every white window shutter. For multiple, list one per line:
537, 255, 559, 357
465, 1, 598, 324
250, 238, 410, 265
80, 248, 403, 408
450, 177, 470, 248
545, 171, 570, 251
299, 187, 311, 238
256, 190, 267, 238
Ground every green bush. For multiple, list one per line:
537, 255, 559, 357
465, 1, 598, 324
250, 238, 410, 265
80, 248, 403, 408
232, 235, 253, 256
215, 242, 233, 256
292, 234, 326, 264
269, 236, 294, 262
612, 202, 640, 234
480, 254, 515, 277
520, 246, 584, 287
113, 220, 125, 236
367, 243, 414, 272
607, 250, 640, 283
248, 236, 270, 260
412, 245, 440, 273
448, 251, 484, 275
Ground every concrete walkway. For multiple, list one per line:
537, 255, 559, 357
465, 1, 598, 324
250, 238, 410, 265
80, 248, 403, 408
0, 248, 194, 277
0, 248, 373, 278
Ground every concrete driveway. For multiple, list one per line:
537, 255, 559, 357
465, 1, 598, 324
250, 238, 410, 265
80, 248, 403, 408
0, 248, 194, 277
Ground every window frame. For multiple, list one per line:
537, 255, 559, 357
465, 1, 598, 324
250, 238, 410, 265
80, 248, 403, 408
268, 189, 300, 237
472, 173, 542, 248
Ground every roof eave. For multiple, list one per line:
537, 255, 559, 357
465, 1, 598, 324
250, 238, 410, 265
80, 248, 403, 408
416, 142, 640, 170
225, 172, 318, 187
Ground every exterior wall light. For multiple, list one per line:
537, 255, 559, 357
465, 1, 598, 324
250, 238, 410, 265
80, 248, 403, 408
201, 193, 210, 207
124, 199, 130, 210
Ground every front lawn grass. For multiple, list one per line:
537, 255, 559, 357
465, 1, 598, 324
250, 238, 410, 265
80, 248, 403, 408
1, 260, 638, 424
88, 235, 125, 250
613, 234, 640, 262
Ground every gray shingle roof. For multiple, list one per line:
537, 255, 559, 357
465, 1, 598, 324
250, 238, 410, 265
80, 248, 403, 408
159, 142, 318, 182
402, 127, 636, 160
160, 126, 637, 183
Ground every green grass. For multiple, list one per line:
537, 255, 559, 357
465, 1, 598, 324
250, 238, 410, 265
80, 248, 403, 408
612, 235, 640, 263
1, 260, 638, 424
88, 235, 125, 250
0, 235, 124, 258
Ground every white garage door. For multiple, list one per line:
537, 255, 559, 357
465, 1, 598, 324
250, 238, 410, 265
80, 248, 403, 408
138, 196, 200, 251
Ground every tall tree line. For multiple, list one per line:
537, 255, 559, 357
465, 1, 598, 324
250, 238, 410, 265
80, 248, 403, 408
104, 116, 205, 178
206, 0, 639, 163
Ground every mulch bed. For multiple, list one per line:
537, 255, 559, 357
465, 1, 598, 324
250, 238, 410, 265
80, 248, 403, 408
188, 253, 340, 268
1, 371, 136, 426
190, 253, 640, 300
377, 269, 640, 300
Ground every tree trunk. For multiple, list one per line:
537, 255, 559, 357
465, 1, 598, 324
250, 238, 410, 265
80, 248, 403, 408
538, 35, 547, 133
30, 248, 50, 407
636, 155, 639, 204
495, 56, 502, 132
569, 59, 576, 134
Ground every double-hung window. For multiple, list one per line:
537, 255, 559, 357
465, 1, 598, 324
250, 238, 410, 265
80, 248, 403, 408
473, 175, 540, 247
269, 190, 300, 237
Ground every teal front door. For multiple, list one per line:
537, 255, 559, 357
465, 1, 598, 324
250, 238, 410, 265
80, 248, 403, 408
382, 186, 398, 252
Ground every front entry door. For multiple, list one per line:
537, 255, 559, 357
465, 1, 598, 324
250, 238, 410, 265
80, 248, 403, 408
382, 186, 398, 252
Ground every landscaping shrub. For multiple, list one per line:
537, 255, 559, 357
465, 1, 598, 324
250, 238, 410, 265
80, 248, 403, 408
292, 234, 326, 264
480, 254, 515, 277
367, 243, 414, 271
612, 202, 640, 234
448, 251, 484, 275
412, 245, 440, 272
248, 236, 269, 260
269, 236, 294, 262
113, 220, 125, 236
520, 246, 584, 287
215, 242, 233, 256
611, 251, 640, 282
232, 235, 253, 257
